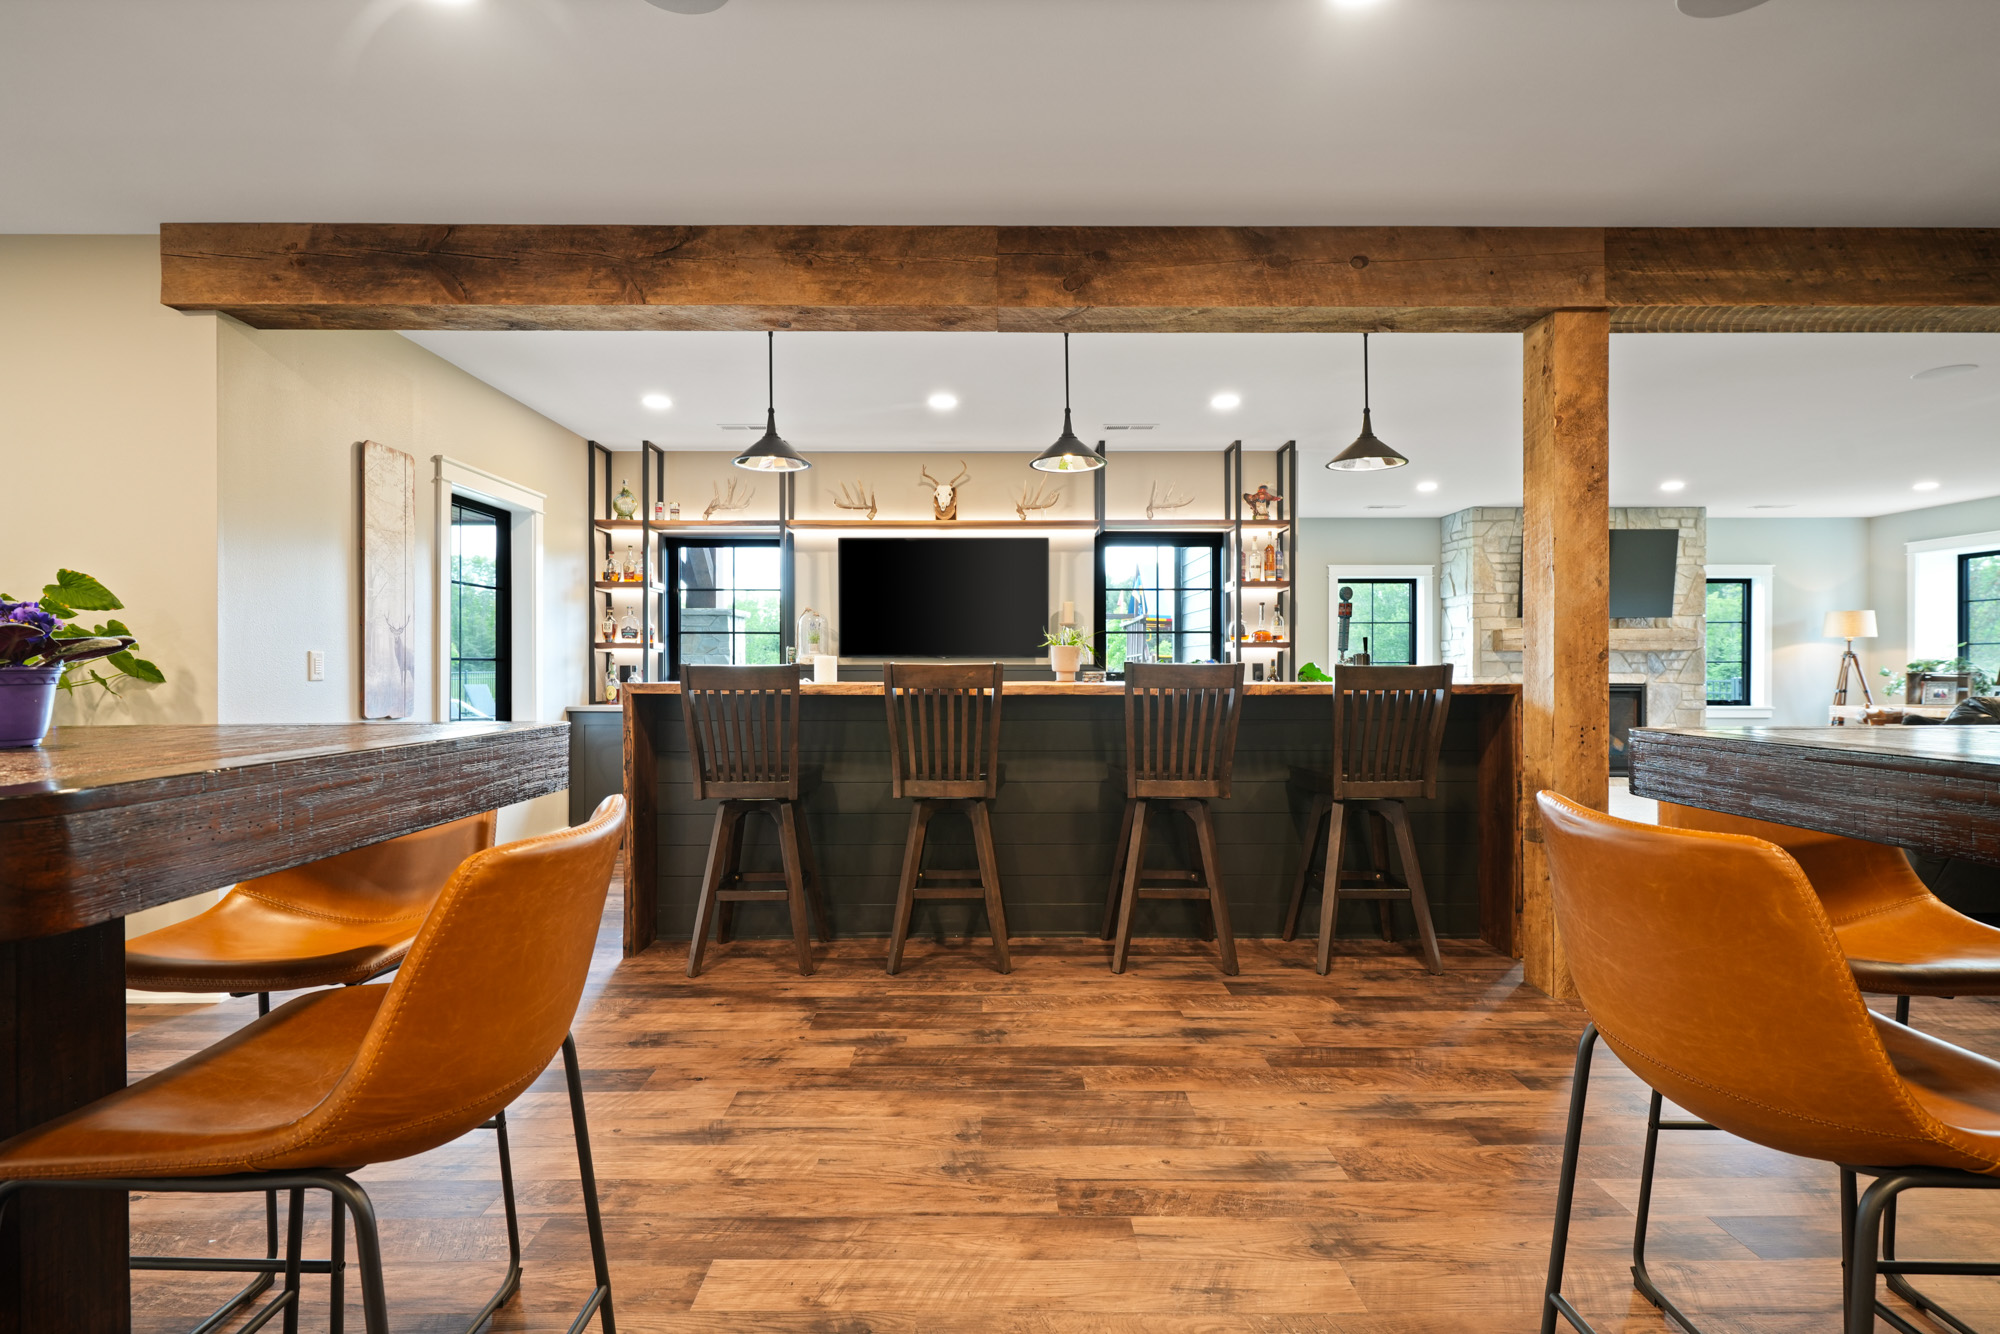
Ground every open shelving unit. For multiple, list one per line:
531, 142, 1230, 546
584, 434, 1304, 699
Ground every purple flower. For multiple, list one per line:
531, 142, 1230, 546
2, 601, 60, 637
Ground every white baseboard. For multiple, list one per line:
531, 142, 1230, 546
126, 990, 230, 1005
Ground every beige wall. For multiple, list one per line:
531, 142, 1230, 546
0, 236, 220, 725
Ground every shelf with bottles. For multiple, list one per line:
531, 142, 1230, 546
594, 640, 662, 652
1234, 579, 1291, 591
1235, 640, 1293, 651
593, 580, 665, 593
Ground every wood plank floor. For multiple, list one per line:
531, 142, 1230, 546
125, 898, 2000, 1332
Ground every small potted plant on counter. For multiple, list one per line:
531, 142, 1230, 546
1043, 625, 1089, 683
0, 569, 163, 748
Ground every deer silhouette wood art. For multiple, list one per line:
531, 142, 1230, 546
833, 481, 878, 520
1016, 480, 1061, 520
703, 478, 756, 521
919, 461, 970, 521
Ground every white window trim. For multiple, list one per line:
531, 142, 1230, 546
1906, 529, 2000, 662
1704, 564, 1772, 720
433, 456, 545, 724
1329, 565, 1437, 666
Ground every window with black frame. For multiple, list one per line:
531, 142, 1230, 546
1336, 578, 1417, 665
1705, 578, 1751, 706
1097, 535, 1222, 674
669, 539, 782, 676
1962, 549, 2000, 681
448, 495, 510, 721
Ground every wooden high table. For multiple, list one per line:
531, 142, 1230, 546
0, 722, 568, 1334
1628, 726, 2000, 864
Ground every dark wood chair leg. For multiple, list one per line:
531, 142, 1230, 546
970, 800, 1011, 974
1368, 811, 1397, 942
715, 802, 747, 944
1101, 797, 1136, 940
793, 802, 834, 943
1383, 801, 1443, 974
1283, 792, 1330, 942
687, 803, 739, 978
1315, 800, 1350, 976
776, 801, 815, 977
1189, 800, 1238, 976
1111, 800, 1149, 973
1177, 813, 1217, 941
886, 801, 933, 976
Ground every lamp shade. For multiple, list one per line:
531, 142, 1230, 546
1326, 409, 1408, 472
1030, 409, 1104, 473
733, 409, 810, 472
1823, 609, 1878, 640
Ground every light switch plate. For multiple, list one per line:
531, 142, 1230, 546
307, 650, 325, 682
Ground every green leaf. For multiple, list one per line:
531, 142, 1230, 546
108, 652, 166, 684
1298, 661, 1332, 683
38, 595, 76, 619
43, 569, 122, 612
51, 624, 91, 639
88, 667, 121, 697
102, 618, 131, 637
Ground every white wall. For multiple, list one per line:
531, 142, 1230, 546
217, 322, 589, 838
1708, 518, 1870, 725
1294, 518, 1444, 672
0, 236, 220, 725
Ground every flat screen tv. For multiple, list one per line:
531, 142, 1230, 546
1608, 528, 1678, 618
838, 537, 1049, 657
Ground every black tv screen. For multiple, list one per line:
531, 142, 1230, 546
839, 538, 1049, 657
1609, 529, 1678, 618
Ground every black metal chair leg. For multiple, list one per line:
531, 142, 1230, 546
1880, 1184, 1983, 1334
1896, 994, 1911, 1025
563, 1032, 617, 1334
330, 1191, 346, 1334
1629, 1089, 1717, 1334
258, 991, 270, 1017
281, 1187, 306, 1334
1542, 1023, 1601, 1334
461, 1109, 526, 1332
320, 1174, 391, 1334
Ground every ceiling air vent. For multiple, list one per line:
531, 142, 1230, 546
1102, 423, 1157, 431
718, 423, 764, 430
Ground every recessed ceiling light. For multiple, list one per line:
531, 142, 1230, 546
1210, 392, 1241, 411
1913, 480, 1941, 491
1415, 480, 1438, 493
1659, 480, 1686, 492
926, 392, 958, 412
641, 393, 671, 411
1913, 364, 1979, 381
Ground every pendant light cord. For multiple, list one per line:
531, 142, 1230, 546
767, 330, 775, 413
1362, 332, 1371, 413
1063, 332, 1071, 411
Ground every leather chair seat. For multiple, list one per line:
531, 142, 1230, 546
1885, 1013, 2000, 1141
126, 892, 423, 993
1843, 895, 2000, 995
0, 987, 392, 1179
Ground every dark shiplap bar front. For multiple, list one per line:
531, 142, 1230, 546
596, 682, 1521, 959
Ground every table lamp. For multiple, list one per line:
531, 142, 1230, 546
1824, 609, 1878, 706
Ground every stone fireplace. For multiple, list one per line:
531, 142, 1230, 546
1441, 506, 1707, 734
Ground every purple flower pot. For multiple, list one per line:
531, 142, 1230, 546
0, 664, 62, 748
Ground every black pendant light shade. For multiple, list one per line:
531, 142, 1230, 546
1327, 333, 1409, 472
733, 331, 811, 472
1031, 333, 1106, 473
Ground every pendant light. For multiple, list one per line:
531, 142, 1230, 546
733, 331, 811, 472
1031, 333, 1106, 473
1326, 332, 1408, 472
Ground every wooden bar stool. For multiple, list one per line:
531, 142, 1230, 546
1283, 664, 1450, 975
882, 661, 1010, 974
1100, 662, 1246, 975
682, 663, 832, 977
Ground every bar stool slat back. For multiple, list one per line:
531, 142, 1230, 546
681, 664, 831, 976
883, 662, 1009, 973
1102, 662, 1245, 974
1284, 664, 1451, 974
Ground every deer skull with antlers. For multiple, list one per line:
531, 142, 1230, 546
833, 480, 878, 520
919, 460, 970, 521
1145, 481, 1194, 521
1016, 480, 1061, 521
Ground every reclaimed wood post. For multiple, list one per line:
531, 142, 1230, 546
1520, 311, 1610, 999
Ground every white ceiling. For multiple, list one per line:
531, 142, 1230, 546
3, 0, 1999, 231
403, 329, 2000, 518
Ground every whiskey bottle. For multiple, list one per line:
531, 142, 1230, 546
603, 659, 620, 704
1272, 604, 1288, 644
1262, 541, 1277, 580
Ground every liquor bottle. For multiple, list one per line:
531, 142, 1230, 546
1253, 602, 1272, 644
600, 606, 616, 643
1274, 543, 1287, 581
603, 659, 620, 704
621, 544, 640, 582
601, 550, 618, 583
1272, 604, 1287, 644
1263, 541, 1277, 580
619, 608, 641, 642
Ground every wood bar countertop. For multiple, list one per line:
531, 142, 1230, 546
623, 680, 1521, 697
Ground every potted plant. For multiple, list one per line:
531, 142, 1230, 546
0, 569, 163, 748
1043, 625, 1089, 683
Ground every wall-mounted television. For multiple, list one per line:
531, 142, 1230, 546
838, 537, 1049, 657
1608, 528, 1678, 618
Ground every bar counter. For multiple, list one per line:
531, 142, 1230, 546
600, 680, 1521, 958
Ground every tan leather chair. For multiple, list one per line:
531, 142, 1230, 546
1658, 801, 2000, 1018
127, 810, 498, 1011
0, 796, 626, 1334
1536, 791, 2000, 1334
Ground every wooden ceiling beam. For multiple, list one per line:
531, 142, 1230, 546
160, 223, 2000, 332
